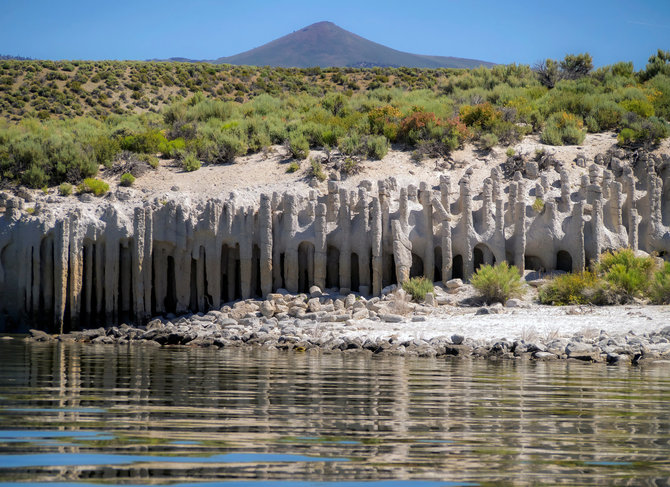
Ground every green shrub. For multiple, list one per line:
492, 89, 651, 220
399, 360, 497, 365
309, 158, 326, 181
541, 112, 586, 145
182, 153, 201, 172
58, 182, 73, 196
402, 276, 434, 301
596, 248, 655, 303
120, 172, 135, 186
78, 178, 109, 196
341, 157, 359, 175
532, 197, 544, 212
286, 161, 300, 173
620, 99, 655, 118
479, 133, 498, 151
159, 137, 185, 158
505, 147, 515, 157
119, 129, 167, 154
459, 102, 500, 130
339, 134, 363, 156
651, 262, 670, 304
366, 135, 389, 159
617, 115, 668, 148
471, 262, 524, 304
538, 271, 600, 305
139, 153, 159, 169
22, 165, 48, 188
288, 133, 309, 159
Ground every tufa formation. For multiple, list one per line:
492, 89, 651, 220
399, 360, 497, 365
1, 153, 669, 332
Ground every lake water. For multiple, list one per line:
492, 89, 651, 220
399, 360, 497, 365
0, 340, 669, 486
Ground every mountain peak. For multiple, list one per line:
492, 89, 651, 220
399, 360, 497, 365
214, 22, 494, 69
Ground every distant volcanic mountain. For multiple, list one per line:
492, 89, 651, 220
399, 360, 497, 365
213, 21, 494, 69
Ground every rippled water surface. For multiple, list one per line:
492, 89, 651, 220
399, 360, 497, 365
1, 340, 669, 486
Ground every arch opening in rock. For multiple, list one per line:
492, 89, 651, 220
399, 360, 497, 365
326, 245, 340, 289
410, 253, 424, 278
165, 255, 177, 314
298, 241, 315, 294
434, 246, 442, 283
350, 252, 360, 292
382, 251, 395, 288
452, 254, 464, 280
524, 255, 544, 272
556, 250, 573, 272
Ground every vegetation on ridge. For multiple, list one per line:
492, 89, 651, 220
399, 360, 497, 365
0, 50, 668, 188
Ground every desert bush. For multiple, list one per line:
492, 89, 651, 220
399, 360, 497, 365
620, 98, 655, 118
368, 104, 401, 140
308, 158, 326, 181
58, 182, 73, 196
138, 153, 159, 169
338, 133, 364, 156
340, 157, 360, 175
78, 178, 109, 196
532, 197, 544, 212
195, 125, 247, 164
471, 262, 524, 304
159, 137, 185, 158
479, 132, 498, 151
286, 161, 300, 173
365, 134, 389, 159
288, 133, 309, 159
459, 102, 500, 130
560, 53, 593, 80
541, 112, 586, 145
639, 49, 670, 82
535, 59, 560, 88
120, 172, 135, 186
538, 271, 600, 305
181, 152, 201, 172
650, 261, 670, 304
119, 129, 166, 154
596, 248, 655, 303
617, 114, 668, 148
402, 276, 434, 301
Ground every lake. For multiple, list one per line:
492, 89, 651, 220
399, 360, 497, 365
0, 340, 669, 486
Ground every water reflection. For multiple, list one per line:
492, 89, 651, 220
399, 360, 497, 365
0, 340, 669, 485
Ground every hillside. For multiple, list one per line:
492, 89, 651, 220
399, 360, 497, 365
0, 60, 473, 121
215, 21, 494, 69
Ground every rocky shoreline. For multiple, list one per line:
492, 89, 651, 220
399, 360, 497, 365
22, 283, 670, 365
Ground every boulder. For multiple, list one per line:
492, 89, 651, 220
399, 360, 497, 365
446, 278, 463, 289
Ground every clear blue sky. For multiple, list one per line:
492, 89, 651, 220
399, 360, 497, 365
1, 0, 669, 69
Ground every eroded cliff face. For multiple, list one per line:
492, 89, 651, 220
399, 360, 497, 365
1, 155, 670, 332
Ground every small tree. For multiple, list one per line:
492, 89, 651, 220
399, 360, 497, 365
560, 53, 593, 80
534, 59, 560, 88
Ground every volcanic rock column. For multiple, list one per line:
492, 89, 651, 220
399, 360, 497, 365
574, 201, 586, 271
54, 218, 70, 331
460, 178, 475, 279
431, 193, 452, 284
393, 187, 411, 284
371, 196, 383, 296
357, 188, 371, 293
338, 189, 351, 291
314, 203, 327, 291
419, 182, 434, 282
132, 207, 146, 321
283, 194, 299, 293
514, 199, 526, 276
259, 194, 273, 297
